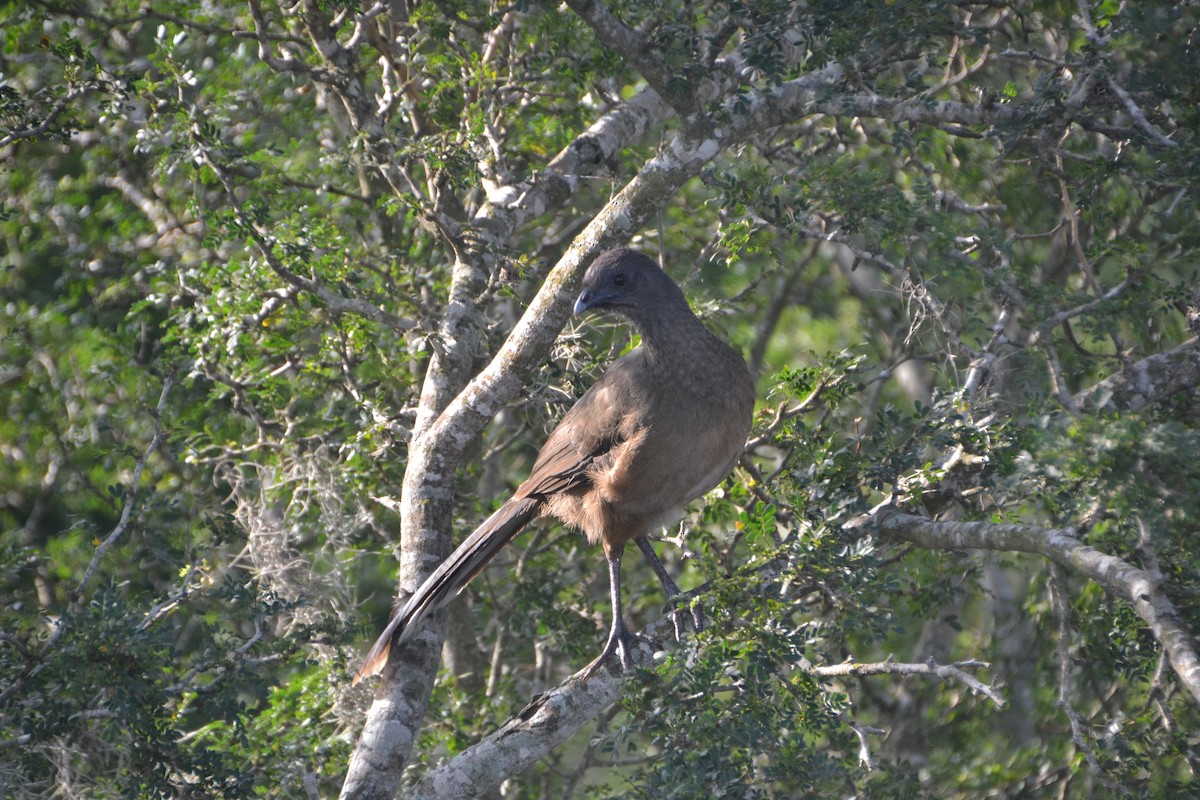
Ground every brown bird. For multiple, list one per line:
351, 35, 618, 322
355, 248, 755, 683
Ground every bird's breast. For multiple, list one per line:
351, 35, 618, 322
586, 383, 749, 545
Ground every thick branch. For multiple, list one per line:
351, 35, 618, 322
421, 65, 1018, 459
476, 85, 674, 239
346, 140, 720, 800
343, 82, 688, 800
1075, 337, 1200, 413
400, 611, 1004, 798
399, 655, 632, 800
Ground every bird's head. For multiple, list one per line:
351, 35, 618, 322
573, 248, 682, 320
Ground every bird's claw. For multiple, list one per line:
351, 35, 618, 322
666, 596, 705, 642
676, 599, 700, 642
582, 625, 638, 679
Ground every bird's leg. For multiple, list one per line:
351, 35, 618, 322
636, 535, 682, 595
635, 535, 703, 641
583, 545, 637, 678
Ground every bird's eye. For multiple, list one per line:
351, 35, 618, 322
613, 273, 627, 287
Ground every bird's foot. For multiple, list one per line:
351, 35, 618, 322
581, 624, 638, 679
665, 595, 705, 643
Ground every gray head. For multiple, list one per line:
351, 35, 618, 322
573, 248, 688, 325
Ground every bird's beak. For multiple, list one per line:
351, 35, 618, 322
573, 291, 592, 316
574, 289, 615, 316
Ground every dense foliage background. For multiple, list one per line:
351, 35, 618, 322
3, 1, 1199, 797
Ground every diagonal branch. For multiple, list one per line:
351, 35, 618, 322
0, 84, 91, 148
563, 0, 697, 116
1075, 337, 1200, 413
74, 378, 173, 603
809, 657, 1005, 708
348, 62, 1031, 798
399, 600, 1004, 798
476, 84, 674, 238
1105, 74, 1177, 150
398, 650, 635, 800
854, 509, 1200, 706
0, 377, 173, 711
426, 65, 1019, 457
199, 149, 417, 333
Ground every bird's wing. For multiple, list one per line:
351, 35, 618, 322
355, 356, 642, 683
516, 356, 641, 499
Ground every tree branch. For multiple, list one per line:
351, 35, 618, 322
0, 84, 91, 148
564, 0, 697, 116
398, 658, 630, 800
0, 377, 172, 710
398, 598, 1005, 799
854, 510, 1200, 706
347, 60, 1034, 797
810, 657, 1005, 708
1075, 337, 1200, 413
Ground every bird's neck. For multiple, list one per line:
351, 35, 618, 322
634, 306, 719, 368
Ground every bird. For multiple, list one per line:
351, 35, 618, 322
355, 247, 755, 683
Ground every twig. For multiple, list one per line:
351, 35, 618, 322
0, 378, 173, 710
1041, 338, 1081, 417
849, 721, 884, 770
962, 307, 1012, 402
563, 0, 697, 117
73, 378, 174, 601
0, 85, 91, 148
200, 152, 417, 332
1050, 563, 1117, 788
1106, 75, 1177, 150
857, 510, 1200, 706
1075, 0, 1109, 46
744, 370, 851, 451
809, 656, 1006, 708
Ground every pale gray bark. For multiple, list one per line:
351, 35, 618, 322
855, 511, 1200, 706
1075, 337, 1200, 413
342, 66, 1040, 800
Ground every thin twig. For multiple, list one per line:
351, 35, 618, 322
810, 656, 1006, 708
0, 378, 173, 710
73, 378, 174, 601
0, 85, 90, 148
1050, 563, 1118, 789
1106, 75, 1177, 149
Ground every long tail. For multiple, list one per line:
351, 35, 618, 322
353, 496, 540, 684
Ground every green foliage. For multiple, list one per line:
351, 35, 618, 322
204, 667, 351, 797
0, 569, 283, 797
2, 0, 1199, 797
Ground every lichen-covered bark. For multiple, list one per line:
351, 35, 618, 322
1075, 338, 1200, 412
861, 511, 1200, 706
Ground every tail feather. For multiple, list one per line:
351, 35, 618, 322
353, 496, 540, 684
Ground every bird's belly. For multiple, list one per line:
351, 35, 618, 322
593, 439, 733, 544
